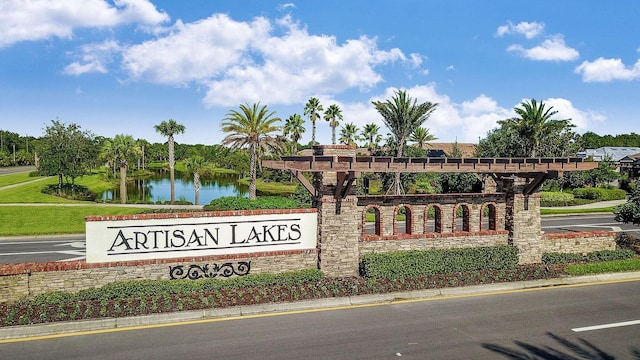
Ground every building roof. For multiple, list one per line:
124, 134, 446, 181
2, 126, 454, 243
579, 147, 640, 161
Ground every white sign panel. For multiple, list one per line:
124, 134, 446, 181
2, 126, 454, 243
86, 212, 317, 263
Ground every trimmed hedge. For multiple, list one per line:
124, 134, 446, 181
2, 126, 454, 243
540, 191, 577, 207
572, 187, 626, 201
359, 246, 519, 279
203, 196, 299, 211
542, 249, 635, 265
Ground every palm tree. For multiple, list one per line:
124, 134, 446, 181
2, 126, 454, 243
108, 134, 141, 204
323, 104, 343, 145
221, 103, 281, 200
339, 123, 360, 146
361, 123, 383, 151
283, 113, 306, 153
372, 89, 438, 194
409, 126, 437, 149
303, 97, 323, 145
184, 155, 206, 205
498, 99, 573, 157
154, 119, 186, 204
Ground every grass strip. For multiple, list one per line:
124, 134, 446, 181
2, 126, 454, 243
0, 172, 41, 187
540, 207, 617, 215
565, 258, 640, 276
0, 206, 146, 236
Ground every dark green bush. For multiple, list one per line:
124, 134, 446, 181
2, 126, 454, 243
542, 249, 635, 264
359, 246, 519, 279
41, 184, 96, 201
204, 196, 299, 211
572, 187, 626, 201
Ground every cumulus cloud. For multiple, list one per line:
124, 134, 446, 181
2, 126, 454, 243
507, 35, 579, 62
64, 39, 122, 75
0, 0, 169, 48
574, 57, 640, 82
496, 21, 544, 39
544, 98, 605, 131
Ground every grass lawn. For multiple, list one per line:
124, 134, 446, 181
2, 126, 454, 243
0, 205, 147, 236
0, 172, 43, 187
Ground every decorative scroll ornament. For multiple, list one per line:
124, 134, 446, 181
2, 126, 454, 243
169, 261, 251, 280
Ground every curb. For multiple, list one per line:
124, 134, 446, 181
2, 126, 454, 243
1, 271, 639, 341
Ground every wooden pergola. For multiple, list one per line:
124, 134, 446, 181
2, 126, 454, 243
263, 156, 598, 200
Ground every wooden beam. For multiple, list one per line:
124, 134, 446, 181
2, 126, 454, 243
288, 170, 314, 196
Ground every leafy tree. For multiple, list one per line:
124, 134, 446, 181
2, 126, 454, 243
154, 119, 186, 204
323, 104, 343, 145
221, 103, 281, 200
37, 120, 96, 194
372, 89, 438, 194
184, 155, 206, 205
586, 160, 619, 187
409, 126, 437, 149
283, 113, 306, 154
614, 181, 640, 225
498, 99, 574, 157
303, 97, 323, 145
339, 123, 360, 146
105, 134, 141, 204
361, 123, 383, 152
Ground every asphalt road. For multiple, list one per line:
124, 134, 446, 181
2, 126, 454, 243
0, 280, 638, 359
1, 214, 638, 264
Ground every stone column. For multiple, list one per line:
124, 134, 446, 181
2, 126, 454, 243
313, 145, 362, 277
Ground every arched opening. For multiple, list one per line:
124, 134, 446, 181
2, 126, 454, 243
394, 205, 413, 235
454, 204, 471, 232
424, 205, 442, 233
481, 203, 497, 231
363, 206, 382, 235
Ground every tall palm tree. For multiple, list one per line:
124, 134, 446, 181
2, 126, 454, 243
498, 99, 573, 157
283, 113, 306, 153
184, 155, 206, 205
108, 134, 141, 204
372, 89, 438, 194
361, 123, 382, 152
339, 123, 360, 146
303, 97, 323, 145
221, 103, 281, 200
154, 119, 186, 204
323, 104, 343, 145
409, 126, 437, 149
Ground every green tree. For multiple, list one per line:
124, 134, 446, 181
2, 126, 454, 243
323, 104, 343, 145
184, 155, 206, 205
106, 134, 141, 204
409, 126, 437, 149
372, 90, 438, 194
361, 123, 383, 151
339, 123, 360, 146
154, 119, 186, 204
221, 103, 281, 200
615, 181, 640, 225
37, 119, 96, 194
303, 97, 323, 145
283, 113, 306, 153
498, 99, 574, 157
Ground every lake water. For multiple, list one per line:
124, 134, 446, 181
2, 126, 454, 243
98, 172, 248, 204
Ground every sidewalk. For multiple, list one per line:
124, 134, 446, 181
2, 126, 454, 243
1, 271, 639, 341
541, 199, 626, 211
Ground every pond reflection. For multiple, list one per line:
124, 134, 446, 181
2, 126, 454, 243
98, 171, 248, 204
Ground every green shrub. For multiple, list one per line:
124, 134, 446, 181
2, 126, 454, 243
540, 191, 575, 207
204, 196, 299, 211
572, 187, 626, 201
359, 246, 519, 279
542, 249, 635, 264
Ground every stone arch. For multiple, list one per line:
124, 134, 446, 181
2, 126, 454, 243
362, 204, 382, 236
481, 202, 498, 231
424, 204, 443, 233
394, 204, 413, 235
453, 203, 471, 232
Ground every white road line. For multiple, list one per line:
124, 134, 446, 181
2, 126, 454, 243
572, 319, 640, 332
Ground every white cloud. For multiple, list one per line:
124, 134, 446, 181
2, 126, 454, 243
64, 39, 122, 75
496, 21, 544, 39
574, 57, 640, 82
0, 0, 169, 48
507, 35, 579, 62
544, 98, 605, 131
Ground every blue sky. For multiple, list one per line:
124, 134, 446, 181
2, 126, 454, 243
1, 0, 639, 146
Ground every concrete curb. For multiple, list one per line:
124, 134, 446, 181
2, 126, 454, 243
1, 271, 639, 341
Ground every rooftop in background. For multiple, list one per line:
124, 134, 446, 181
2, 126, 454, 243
578, 147, 640, 161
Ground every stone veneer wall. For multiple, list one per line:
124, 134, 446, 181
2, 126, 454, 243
359, 232, 509, 253
541, 231, 617, 254
508, 193, 543, 264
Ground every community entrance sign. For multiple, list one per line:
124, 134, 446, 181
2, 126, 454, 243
86, 211, 317, 263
